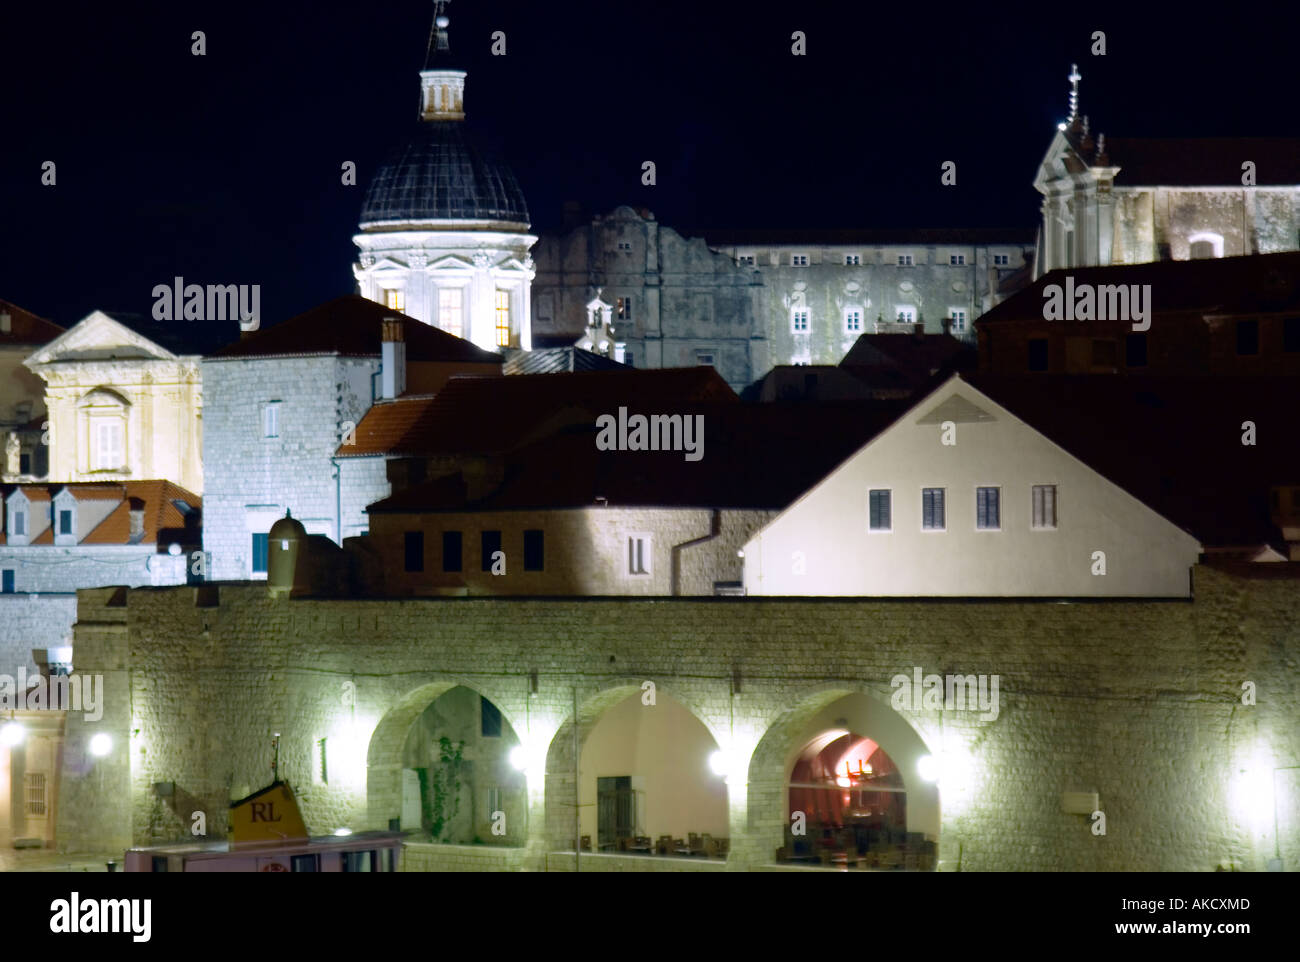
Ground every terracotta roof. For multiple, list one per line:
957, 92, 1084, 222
368, 399, 910, 513
968, 375, 1300, 550
82, 480, 201, 545
0, 299, 64, 346
1099, 138, 1300, 187
978, 251, 1300, 325
211, 294, 504, 363
338, 367, 738, 458
9, 485, 51, 502
61, 483, 127, 501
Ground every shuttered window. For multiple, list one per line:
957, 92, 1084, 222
976, 487, 1001, 530
1032, 485, 1057, 529
922, 488, 945, 530
868, 490, 891, 531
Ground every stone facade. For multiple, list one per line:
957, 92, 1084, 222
58, 564, 1300, 871
201, 356, 377, 581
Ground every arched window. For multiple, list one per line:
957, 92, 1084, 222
78, 388, 130, 474
1187, 231, 1224, 260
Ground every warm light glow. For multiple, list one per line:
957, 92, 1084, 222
918, 754, 939, 782
708, 750, 728, 776
0, 721, 25, 747
509, 745, 528, 772
836, 775, 851, 788
89, 733, 112, 757
919, 750, 973, 789
333, 827, 353, 836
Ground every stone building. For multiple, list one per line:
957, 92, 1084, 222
201, 295, 501, 581
1033, 64, 1300, 277
56, 563, 1300, 871
22, 310, 207, 495
352, 7, 536, 353
0, 299, 63, 482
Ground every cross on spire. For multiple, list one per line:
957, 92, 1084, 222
1067, 63, 1082, 124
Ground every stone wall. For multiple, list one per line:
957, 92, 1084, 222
0, 593, 77, 675
57, 565, 1300, 872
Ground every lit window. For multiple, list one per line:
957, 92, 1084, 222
628, 535, 652, 576
791, 253, 809, 266
844, 253, 861, 265
263, 401, 280, 439
791, 309, 810, 332
868, 489, 891, 532
495, 290, 511, 347
616, 296, 634, 321
896, 306, 916, 324
252, 533, 269, 573
993, 254, 1010, 266
897, 254, 914, 266
949, 309, 967, 333
950, 254, 966, 266
438, 288, 464, 338
382, 288, 405, 311
92, 419, 123, 471
1032, 485, 1057, 529
976, 487, 1001, 530
844, 308, 862, 333
922, 488, 945, 530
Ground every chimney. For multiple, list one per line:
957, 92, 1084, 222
941, 317, 953, 337
381, 318, 406, 400
128, 497, 145, 542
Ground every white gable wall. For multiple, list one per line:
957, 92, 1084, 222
742, 377, 1201, 597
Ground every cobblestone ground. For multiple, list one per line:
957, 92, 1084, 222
0, 850, 121, 872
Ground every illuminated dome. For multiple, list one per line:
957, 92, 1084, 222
360, 122, 530, 229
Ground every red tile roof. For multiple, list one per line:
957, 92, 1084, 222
0, 299, 64, 347
211, 294, 504, 364
338, 367, 738, 458
0, 481, 200, 546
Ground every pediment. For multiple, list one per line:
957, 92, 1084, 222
24, 310, 177, 366
1033, 130, 1085, 192
368, 257, 409, 273
495, 256, 531, 273
426, 254, 475, 271
916, 392, 996, 425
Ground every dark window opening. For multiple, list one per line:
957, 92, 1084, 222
1283, 317, 1300, 353
481, 530, 502, 571
251, 533, 269, 574
442, 530, 462, 572
1236, 319, 1259, 355
481, 697, 502, 737
291, 854, 318, 873
59, 510, 72, 535
1027, 338, 1048, 371
2, 570, 14, 593
1126, 333, 1148, 368
404, 531, 424, 572
523, 530, 544, 571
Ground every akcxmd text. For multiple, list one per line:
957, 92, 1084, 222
50, 893, 151, 943
1042, 275, 1151, 331
595, 407, 704, 462
152, 276, 261, 330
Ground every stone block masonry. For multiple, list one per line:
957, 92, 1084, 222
57, 566, 1300, 871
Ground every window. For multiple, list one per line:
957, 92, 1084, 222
791, 254, 809, 266
19, 452, 29, 475
404, 531, 424, 572
481, 697, 502, 737
949, 309, 967, 334
738, 254, 756, 266
1236, 319, 1259, 355
993, 254, 1010, 266
868, 489, 891, 531
495, 290, 511, 347
92, 419, 123, 470
262, 401, 280, 439
1091, 338, 1118, 368
922, 488, 945, 530
616, 241, 633, 251
523, 529, 544, 571
316, 738, 328, 785
897, 254, 914, 266
441, 530, 462, 572
628, 535, 652, 576
791, 309, 810, 332
382, 288, 405, 311
844, 253, 861, 265
616, 296, 634, 321
24, 773, 45, 817
844, 308, 862, 333
1126, 333, 1148, 368
251, 533, 269, 573
1187, 232, 1223, 259
1189, 241, 1215, 259
291, 855, 319, 873
341, 851, 373, 872
976, 487, 1001, 530
58, 509, 72, 535
1285, 317, 1300, 353
895, 306, 916, 324
1028, 338, 1049, 371
487, 786, 502, 816
624, 351, 635, 368
695, 351, 715, 367
481, 530, 502, 571
12, 511, 25, 537
1, 570, 13, 593
438, 288, 464, 338
151, 857, 169, 873
1032, 484, 1057, 529
950, 254, 966, 266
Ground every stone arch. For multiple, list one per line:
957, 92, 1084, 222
744, 683, 938, 868
542, 679, 723, 852
365, 677, 522, 831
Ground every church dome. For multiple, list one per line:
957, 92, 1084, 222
359, 121, 530, 229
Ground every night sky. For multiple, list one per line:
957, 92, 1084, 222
3, 0, 1298, 329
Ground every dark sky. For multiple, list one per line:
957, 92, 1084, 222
2, 0, 1298, 329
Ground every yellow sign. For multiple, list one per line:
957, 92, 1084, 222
229, 781, 309, 846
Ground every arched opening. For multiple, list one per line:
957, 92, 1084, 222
750, 689, 939, 870
545, 684, 729, 861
